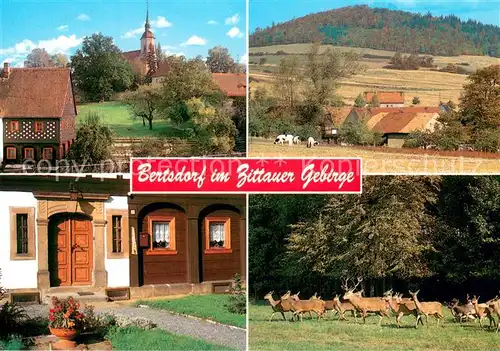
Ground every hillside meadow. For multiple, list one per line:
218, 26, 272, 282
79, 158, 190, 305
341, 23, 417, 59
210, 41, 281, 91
249, 138, 500, 174
249, 303, 500, 351
249, 44, 499, 106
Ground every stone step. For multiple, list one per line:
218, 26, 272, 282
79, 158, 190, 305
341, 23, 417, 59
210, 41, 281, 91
43, 291, 109, 305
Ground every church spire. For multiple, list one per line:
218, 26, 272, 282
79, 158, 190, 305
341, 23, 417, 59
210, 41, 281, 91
145, 0, 151, 31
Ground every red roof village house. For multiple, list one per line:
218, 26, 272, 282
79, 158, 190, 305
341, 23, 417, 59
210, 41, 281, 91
0, 63, 76, 165
364, 91, 405, 108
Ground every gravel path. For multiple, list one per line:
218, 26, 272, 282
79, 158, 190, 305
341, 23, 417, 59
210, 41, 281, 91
21, 303, 246, 351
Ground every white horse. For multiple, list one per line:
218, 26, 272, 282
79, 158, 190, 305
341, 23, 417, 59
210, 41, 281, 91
293, 136, 301, 144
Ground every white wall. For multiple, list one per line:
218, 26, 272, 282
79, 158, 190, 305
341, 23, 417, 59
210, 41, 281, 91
0, 121, 3, 163
104, 196, 130, 288
0, 192, 38, 289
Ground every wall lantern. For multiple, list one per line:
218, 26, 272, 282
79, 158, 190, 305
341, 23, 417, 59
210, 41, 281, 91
69, 180, 83, 201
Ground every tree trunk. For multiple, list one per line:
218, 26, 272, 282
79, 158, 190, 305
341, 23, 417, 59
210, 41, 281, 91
148, 118, 153, 130
142, 117, 146, 127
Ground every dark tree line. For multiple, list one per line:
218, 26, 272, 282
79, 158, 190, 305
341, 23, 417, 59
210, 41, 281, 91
250, 5, 500, 57
249, 176, 500, 302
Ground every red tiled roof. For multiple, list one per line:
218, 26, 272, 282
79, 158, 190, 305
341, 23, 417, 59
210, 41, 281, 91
371, 112, 439, 134
365, 91, 405, 104
212, 73, 246, 97
151, 62, 169, 78
0, 67, 75, 118
123, 50, 141, 62
352, 107, 440, 120
323, 106, 352, 126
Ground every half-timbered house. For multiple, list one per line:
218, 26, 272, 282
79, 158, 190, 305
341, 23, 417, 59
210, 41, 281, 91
0, 63, 77, 165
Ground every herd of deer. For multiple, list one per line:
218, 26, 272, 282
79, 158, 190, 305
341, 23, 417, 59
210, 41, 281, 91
263, 278, 500, 332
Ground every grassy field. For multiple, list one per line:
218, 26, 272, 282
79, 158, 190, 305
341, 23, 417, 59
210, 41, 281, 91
77, 101, 187, 138
249, 44, 500, 106
249, 138, 500, 174
249, 303, 499, 351
134, 294, 246, 328
106, 326, 235, 351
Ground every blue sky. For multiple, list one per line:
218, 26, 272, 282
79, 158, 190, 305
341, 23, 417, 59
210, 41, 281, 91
251, 0, 500, 31
0, 0, 247, 67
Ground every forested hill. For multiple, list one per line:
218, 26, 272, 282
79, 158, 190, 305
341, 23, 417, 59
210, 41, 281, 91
250, 5, 500, 57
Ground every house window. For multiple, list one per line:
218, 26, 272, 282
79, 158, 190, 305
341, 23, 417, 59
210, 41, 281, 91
204, 217, 232, 254
112, 215, 122, 253
9, 121, 19, 132
106, 210, 128, 259
10, 207, 35, 260
6, 147, 16, 160
24, 147, 35, 160
42, 147, 53, 160
147, 216, 176, 255
16, 214, 28, 254
152, 222, 170, 249
34, 122, 43, 133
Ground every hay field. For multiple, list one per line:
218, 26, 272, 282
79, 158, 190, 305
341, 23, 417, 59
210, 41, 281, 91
249, 138, 500, 174
249, 44, 500, 106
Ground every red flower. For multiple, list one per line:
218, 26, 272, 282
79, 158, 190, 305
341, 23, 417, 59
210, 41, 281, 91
49, 309, 55, 313
49, 316, 55, 322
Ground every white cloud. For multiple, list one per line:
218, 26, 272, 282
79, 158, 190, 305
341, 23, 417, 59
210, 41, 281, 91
151, 16, 172, 28
57, 25, 68, 31
0, 35, 82, 56
164, 50, 185, 57
0, 35, 83, 67
239, 52, 248, 64
226, 27, 244, 39
180, 35, 207, 46
225, 14, 240, 25
122, 16, 172, 39
77, 13, 90, 21
207, 20, 218, 25
122, 27, 144, 39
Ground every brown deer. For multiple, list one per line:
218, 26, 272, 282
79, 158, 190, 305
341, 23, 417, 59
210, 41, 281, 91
488, 299, 500, 333
289, 292, 325, 321
383, 292, 422, 328
333, 295, 358, 321
264, 291, 286, 321
448, 297, 475, 323
471, 296, 496, 329
342, 277, 390, 325
408, 290, 444, 328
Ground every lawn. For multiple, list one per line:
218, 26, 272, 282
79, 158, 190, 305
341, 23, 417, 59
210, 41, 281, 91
77, 101, 188, 138
249, 138, 500, 174
134, 294, 246, 329
106, 326, 235, 351
249, 303, 500, 351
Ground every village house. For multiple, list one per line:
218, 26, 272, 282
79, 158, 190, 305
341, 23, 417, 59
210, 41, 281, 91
0, 63, 76, 165
364, 91, 405, 108
0, 175, 246, 303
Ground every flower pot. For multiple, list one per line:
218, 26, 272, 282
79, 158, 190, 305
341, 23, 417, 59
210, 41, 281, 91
49, 327, 80, 350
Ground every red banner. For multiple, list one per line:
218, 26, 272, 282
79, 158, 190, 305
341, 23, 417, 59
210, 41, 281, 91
130, 158, 362, 194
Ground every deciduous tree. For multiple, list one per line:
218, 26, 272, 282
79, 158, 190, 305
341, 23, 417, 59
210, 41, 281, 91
206, 46, 236, 73
70, 33, 135, 101
24, 48, 54, 67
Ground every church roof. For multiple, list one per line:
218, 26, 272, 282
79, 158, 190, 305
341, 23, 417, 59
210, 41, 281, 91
123, 50, 142, 62
141, 30, 155, 39
0, 66, 76, 118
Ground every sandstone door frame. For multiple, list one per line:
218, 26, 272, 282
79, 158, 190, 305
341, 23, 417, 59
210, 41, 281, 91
34, 193, 109, 293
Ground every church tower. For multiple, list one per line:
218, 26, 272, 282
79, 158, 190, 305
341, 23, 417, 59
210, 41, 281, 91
140, 0, 155, 58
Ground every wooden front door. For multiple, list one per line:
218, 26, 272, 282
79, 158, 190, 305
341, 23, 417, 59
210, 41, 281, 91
50, 215, 93, 286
